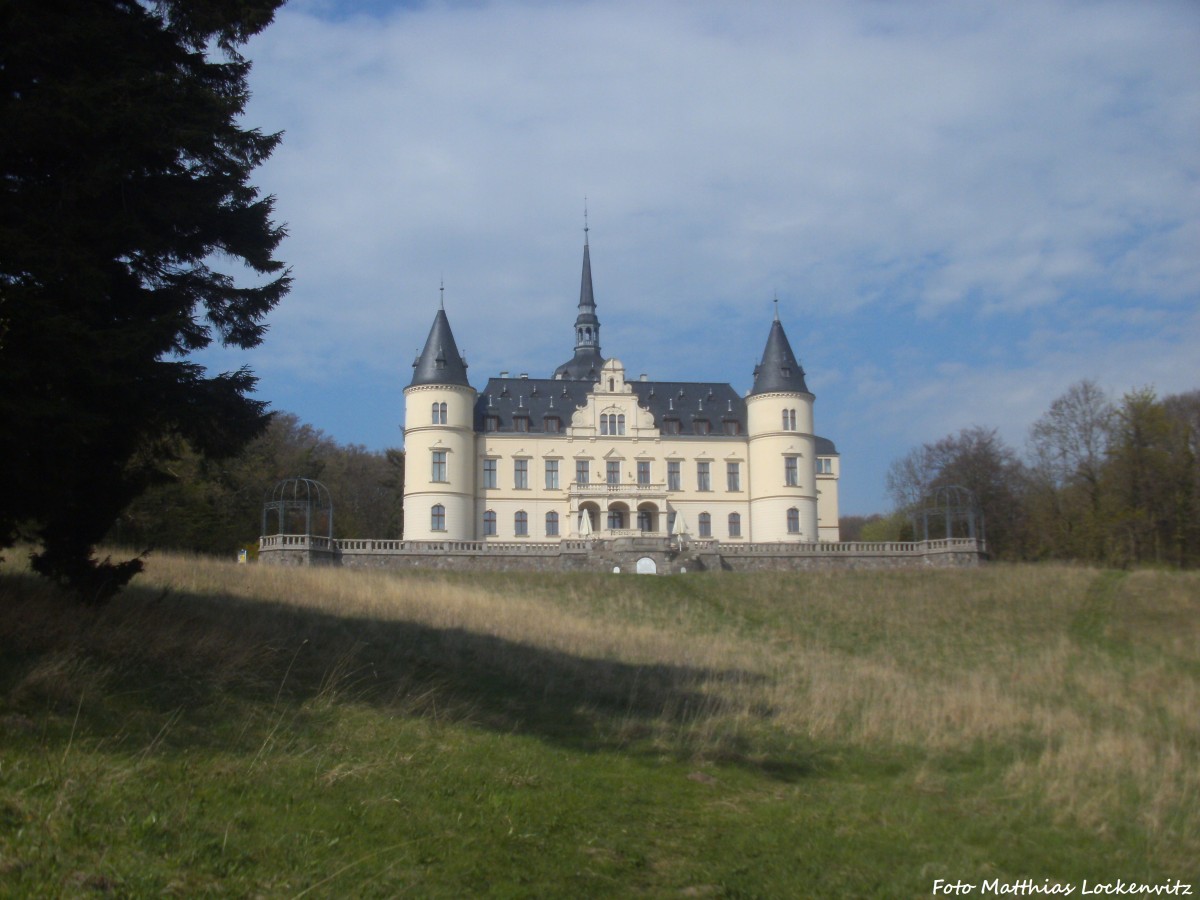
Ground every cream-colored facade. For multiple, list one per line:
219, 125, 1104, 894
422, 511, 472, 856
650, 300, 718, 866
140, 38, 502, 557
402, 244, 840, 545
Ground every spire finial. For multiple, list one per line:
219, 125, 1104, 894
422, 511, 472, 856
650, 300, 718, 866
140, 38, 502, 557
439, 276, 444, 310
583, 196, 589, 245
773, 294, 779, 321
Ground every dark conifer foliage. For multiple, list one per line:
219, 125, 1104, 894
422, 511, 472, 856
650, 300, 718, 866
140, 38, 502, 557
0, 0, 290, 600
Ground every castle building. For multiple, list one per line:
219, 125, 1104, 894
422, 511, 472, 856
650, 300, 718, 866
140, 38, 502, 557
402, 236, 840, 545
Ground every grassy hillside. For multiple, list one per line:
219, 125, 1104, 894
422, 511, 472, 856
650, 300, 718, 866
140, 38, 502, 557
1, 554, 1196, 897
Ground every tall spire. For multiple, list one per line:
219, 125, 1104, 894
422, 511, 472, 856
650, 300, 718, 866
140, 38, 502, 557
749, 306, 810, 396
553, 213, 605, 380
410, 302, 470, 388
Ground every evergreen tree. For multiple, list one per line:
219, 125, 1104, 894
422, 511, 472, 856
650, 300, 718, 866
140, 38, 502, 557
0, 0, 289, 600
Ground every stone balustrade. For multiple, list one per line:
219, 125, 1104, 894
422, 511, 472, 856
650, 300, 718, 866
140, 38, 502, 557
258, 533, 985, 572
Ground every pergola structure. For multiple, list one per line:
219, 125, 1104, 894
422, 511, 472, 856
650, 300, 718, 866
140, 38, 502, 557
262, 478, 334, 540
914, 484, 984, 545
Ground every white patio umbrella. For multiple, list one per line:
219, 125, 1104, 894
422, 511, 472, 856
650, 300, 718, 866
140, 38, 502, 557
670, 509, 689, 541
578, 509, 593, 537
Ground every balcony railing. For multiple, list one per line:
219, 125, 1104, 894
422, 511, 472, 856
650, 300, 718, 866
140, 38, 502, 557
569, 482, 667, 498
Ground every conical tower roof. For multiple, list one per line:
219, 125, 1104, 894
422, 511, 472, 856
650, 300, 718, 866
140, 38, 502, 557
410, 307, 470, 387
749, 313, 810, 395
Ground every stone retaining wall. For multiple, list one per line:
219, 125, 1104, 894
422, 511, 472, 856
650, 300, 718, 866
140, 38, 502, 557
257, 535, 985, 573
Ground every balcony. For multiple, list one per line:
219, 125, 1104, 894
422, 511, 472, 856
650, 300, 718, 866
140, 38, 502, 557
568, 482, 667, 501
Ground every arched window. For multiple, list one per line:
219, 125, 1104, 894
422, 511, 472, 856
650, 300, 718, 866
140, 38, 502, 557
698, 512, 711, 537
545, 511, 559, 537
600, 414, 609, 435
786, 507, 800, 534
781, 409, 789, 430
514, 510, 528, 536
637, 509, 652, 532
608, 508, 625, 530
483, 510, 497, 536
728, 512, 741, 538
431, 504, 445, 531
432, 401, 447, 424
617, 414, 625, 435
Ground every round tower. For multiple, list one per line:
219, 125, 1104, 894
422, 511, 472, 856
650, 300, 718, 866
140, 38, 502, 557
403, 305, 477, 541
746, 310, 818, 542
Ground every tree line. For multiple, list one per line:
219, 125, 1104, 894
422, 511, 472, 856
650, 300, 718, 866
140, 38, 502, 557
845, 382, 1199, 567
108, 413, 404, 557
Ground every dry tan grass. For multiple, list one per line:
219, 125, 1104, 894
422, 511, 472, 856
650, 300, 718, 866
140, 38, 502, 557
3, 550, 1197, 857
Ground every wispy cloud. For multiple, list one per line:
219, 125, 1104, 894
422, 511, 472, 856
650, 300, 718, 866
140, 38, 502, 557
205, 0, 1200, 513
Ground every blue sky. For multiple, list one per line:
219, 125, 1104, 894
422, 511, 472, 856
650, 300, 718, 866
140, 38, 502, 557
200, 0, 1200, 516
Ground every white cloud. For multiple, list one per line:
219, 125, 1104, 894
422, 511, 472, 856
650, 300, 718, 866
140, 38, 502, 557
204, 0, 1200, 513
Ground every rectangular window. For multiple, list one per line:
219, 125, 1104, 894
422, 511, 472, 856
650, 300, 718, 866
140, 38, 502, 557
817, 457, 832, 474
544, 417, 560, 433
663, 419, 680, 435
576, 460, 589, 485
785, 456, 798, 486
637, 460, 650, 485
513, 417, 529, 432
483, 458, 497, 489
723, 420, 740, 435
484, 510, 497, 536
697, 461, 711, 492
545, 511, 559, 536
726, 462, 740, 492
667, 460, 681, 491
485, 416, 499, 432
431, 450, 447, 482
607, 460, 620, 485
514, 511, 528, 536
514, 458, 528, 489
728, 513, 741, 537
545, 459, 559, 490
699, 513, 711, 537
694, 419, 711, 435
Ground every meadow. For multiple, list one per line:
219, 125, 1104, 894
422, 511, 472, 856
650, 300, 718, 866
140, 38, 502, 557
1, 553, 1196, 897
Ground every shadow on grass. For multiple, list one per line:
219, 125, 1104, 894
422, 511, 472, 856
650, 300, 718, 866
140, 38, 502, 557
0, 571, 817, 782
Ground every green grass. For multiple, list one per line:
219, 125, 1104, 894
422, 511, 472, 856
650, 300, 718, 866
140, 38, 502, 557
1, 555, 1197, 897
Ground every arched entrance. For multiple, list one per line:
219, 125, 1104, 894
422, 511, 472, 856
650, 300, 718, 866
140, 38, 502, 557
607, 501, 630, 531
636, 557, 657, 575
636, 502, 660, 534
577, 502, 600, 536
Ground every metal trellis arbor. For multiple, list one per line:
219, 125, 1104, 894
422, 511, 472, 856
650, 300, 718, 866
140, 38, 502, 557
914, 484, 984, 545
262, 478, 334, 539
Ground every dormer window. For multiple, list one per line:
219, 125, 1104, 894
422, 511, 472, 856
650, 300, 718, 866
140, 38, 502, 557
723, 420, 741, 435
662, 418, 681, 435
513, 416, 529, 432
693, 419, 711, 435
485, 415, 500, 432
600, 413, 626, 436
544, 416, 561, 433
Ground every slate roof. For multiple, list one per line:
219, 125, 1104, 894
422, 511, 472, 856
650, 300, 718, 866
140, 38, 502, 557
410, 308, 470, 387
475, 376, 747, 436
749, 317, 810, 395
472, 374, 838, 454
